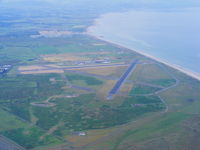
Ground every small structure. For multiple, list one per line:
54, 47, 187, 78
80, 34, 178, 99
0, 65, 12, 75
78, 132, 86, 136
73, 131, 86, 136
131, 104, 146, 107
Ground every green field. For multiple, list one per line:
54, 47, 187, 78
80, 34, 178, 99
129, 84, 162, 95
2, 127, 63, 149
129, 64, 177, 87
66, 73, 103, 86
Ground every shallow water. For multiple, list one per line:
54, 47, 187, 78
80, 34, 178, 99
88, 8, 200, 74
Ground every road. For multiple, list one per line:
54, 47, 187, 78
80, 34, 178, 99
0, 135, 26, 150
107, 60, 139, 100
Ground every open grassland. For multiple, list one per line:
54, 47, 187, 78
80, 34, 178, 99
129, 64, 176, 87
66, 128, 115, 148
75, 66, 127, 77
74, 65, 200, 150
75, 66, 121, 76
119, 82, 133, 96
41, 53, 89, 62
65, 73, 103, 92
0, 109, 27, 132
129, 84, 162, 95
78, 112, 191, 150
96, 80, 116, 100
19, 65, 47, 71
41, 51, 112, 63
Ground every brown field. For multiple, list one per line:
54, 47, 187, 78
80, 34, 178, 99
18, 63, 127, 75
74, 66, 121, 76
20, 69, 64, 74
96, 80, 116, 100
41, 53, 89, 62
18, 65, 47, 71
45, 64, 63, 68
66, 128, 114, 148
18, 65, 64, 74
61, 86, 90, 95
119, 82, 134, 95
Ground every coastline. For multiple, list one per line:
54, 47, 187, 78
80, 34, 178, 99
87, 30, 200, 82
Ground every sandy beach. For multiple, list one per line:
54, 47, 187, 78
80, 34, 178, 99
87, 30, 200, 82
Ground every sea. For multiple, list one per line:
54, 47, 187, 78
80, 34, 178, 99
88, 8, 200, 75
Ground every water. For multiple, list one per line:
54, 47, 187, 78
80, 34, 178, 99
88, 8, 200, 75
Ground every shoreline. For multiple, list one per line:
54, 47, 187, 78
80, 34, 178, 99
87, 30, 200, 81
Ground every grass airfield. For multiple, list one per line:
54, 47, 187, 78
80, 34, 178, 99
0, 35, 200, 150
0, 5, 200, 150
